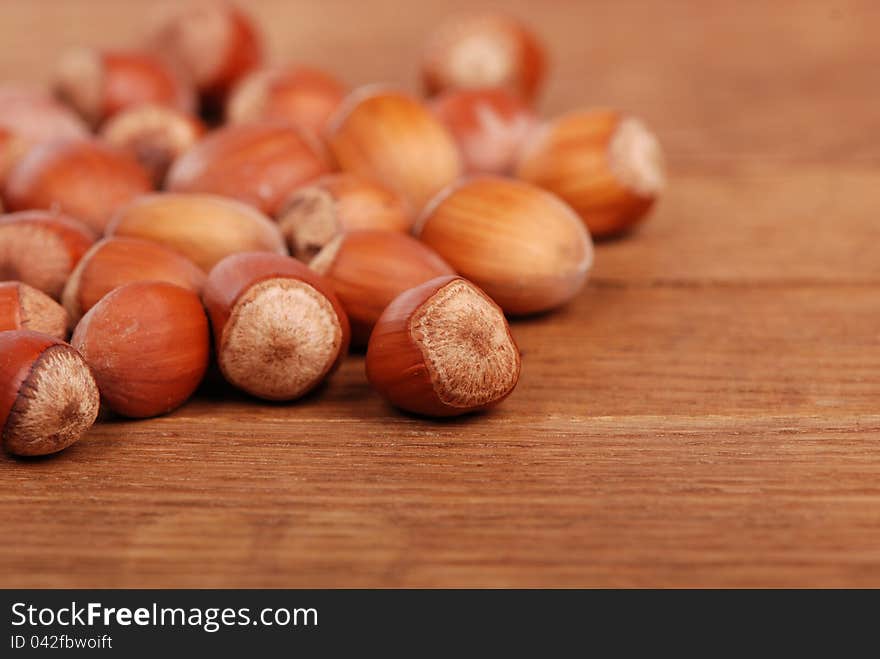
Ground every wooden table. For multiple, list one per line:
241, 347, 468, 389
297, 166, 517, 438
2, 0, 879, 588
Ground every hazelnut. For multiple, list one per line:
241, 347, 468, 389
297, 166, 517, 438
276, 173, 410, 261
149, 0, 263, 103
0, 282, 70, 339
421, 14, 546, 103
227, 66, 347, 136
0, 210, 95, 299
0, 85, 89, 136
203, 252, 350, 401
366, 275, 521, 417
325, 87, 463, 214
430, 87, 539, 175
310, 230, 455, 346
415, 176, 593, 315
107, 193, 286, 271
516, 110, 666, 238
0, 85, 89, 186
100, 104, 205, 185
0, 330, 99, 456
165, 122, 331, 216
54, 48, 194, 127
3, 139, 153, 233
62, 236, 206, 325
71, 281, 210, 418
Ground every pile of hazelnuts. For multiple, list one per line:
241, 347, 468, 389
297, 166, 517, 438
0, 3, 665, 457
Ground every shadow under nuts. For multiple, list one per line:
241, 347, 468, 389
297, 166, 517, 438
0, 330, 99, 456
366, 275, 521, 417
203, 252, 350, 401
71, 281, 210, 418
415, 176, 593, 315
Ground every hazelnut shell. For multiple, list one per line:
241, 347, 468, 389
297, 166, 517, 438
71, 281, 210, 418
106, 193, 287, 272
203, 252, 350, 401
3, 139, 153, 233
0, 329, 99, 456
165, 122, 331, 216
227, 66, 347, 136
365, 275, 521, 417
326, 87, 463, 214
310, 230, 455, 346
430, 87, 539, 175
421, 14, 547, 103
0, 210, 96, 299
277, 173, 411, 261
515, 109, 666, 238
54, 48, 194, 126
62, 236, 206, 324
0, 282, 70, 339
150, 1, 263, 100
415, 176, 593, 315
100, 104, 205, 185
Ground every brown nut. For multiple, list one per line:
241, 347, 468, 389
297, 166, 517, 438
0, 210, 96, 299
421, 14, 546, 103
0, 282, 70, 339
203, 252, 350, 401
3, 139, 153, 233
107, 193, 286, 272
165, 122, 331, 216
516, 110, 665, 238
227, 66, 347, 136
0, 330, 99, 456
100, 104, 205, 185
54, 48, 194, 127
310, 230, 454, 347
62, 236, 206, 325
430, 87, 539, 175
71, 281, 210, 418
366, 275, 521, 417
0, 85, 89, 186
277, 173, 410, 261
149, 0, 263, 102
415, 176, 593, 315
326, 87, 463, 214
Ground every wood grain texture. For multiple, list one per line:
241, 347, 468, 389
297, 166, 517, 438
1, 0, 879, 587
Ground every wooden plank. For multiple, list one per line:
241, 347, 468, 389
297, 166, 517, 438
598, 166, 880, 284
2, 414, 878, 587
